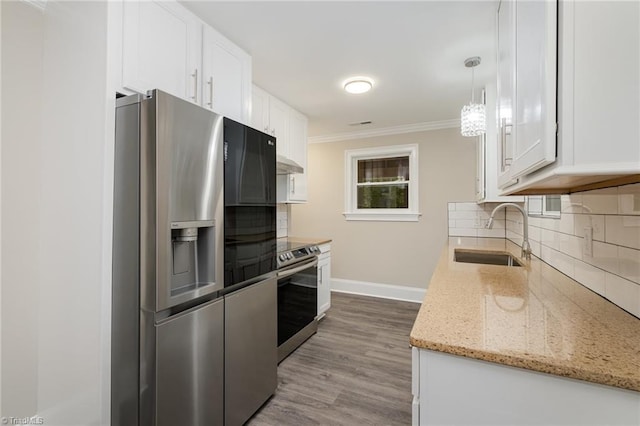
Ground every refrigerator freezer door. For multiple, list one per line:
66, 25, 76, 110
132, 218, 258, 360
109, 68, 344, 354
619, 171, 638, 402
139, 90, 225, 312
225, 277, 278, 426
156, 297, 224, 426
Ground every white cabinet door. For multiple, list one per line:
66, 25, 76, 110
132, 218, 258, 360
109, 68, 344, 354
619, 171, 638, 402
317, 247, 331, 317
269, 96, 290, 157
122, 0, 201, 103
287, 109, 308, 201
510, 0, 557, 179
251, 85, 270, 133
202, 26, 251, 124
496, 0, 518, 190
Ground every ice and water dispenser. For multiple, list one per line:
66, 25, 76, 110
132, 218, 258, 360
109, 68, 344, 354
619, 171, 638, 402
170, 221, 216, 297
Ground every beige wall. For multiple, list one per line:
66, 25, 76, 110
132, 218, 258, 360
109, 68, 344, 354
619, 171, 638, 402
2, 1, 111, 423
1, 0, 44, 417
290, 127, 476, 289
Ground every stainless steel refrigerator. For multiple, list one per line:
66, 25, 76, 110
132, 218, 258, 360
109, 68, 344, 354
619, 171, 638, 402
111, 90, 225, 425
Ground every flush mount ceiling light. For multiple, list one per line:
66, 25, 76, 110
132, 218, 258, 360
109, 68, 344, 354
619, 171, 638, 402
343, 77, 374, 94
460, 56, 486, 137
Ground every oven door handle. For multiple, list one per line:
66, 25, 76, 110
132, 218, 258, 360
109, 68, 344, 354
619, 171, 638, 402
277, 257, 318, 279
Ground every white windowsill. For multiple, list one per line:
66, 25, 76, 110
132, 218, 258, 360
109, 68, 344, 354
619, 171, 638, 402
343, 212, 422, 222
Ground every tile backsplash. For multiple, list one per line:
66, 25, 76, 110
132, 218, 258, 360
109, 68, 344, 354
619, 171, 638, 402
505, 184, 640, 319
448, 184, 640, 319
447, 202, 513, 238
277, 204, 290, 238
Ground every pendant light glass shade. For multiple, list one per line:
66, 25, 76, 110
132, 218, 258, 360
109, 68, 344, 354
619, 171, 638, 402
460, 56, 486, 137
461, 102, 486, 137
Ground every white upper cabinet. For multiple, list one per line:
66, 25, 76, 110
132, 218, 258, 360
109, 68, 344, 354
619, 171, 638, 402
268, 96, 291, 157
251, 85, 309, 203
202, 26, 252, 124
284, 109, 308, 202
498, 0, 640, 195
251, 85, 270, 134
496, 0, 557, 184
122, 1, 202, 103
251, 85, 289, 156
477, 85, 523, 203
510, 0, 557, 179
120, 0, 252, 124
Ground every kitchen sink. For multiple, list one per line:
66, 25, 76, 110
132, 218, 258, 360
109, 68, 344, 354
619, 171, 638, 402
454, 249, 522, 267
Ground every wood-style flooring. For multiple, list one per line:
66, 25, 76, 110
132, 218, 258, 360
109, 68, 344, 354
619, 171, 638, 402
248, 292, 421, 426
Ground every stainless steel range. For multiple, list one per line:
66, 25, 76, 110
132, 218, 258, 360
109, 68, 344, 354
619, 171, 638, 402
276, 240, 320, 362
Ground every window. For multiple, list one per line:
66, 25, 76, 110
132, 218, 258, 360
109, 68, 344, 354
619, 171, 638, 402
344, 144, 420, 221
527, 195, 561, 218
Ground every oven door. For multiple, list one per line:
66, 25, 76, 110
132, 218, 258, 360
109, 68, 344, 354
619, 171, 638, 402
277, 257, 318, 360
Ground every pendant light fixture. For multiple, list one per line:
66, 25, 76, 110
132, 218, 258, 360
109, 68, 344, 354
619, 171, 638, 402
460, 56, 486, 137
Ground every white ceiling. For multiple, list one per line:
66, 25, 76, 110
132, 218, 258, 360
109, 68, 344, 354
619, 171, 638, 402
181, 1, 497, 139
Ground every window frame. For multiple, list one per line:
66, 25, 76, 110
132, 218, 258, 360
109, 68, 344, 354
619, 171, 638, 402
343, 144, 421, 222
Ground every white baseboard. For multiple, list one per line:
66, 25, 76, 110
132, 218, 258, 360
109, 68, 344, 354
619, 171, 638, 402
331, 278, 425, 304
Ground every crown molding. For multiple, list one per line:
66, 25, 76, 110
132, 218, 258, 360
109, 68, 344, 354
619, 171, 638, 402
308, 119, 460, 144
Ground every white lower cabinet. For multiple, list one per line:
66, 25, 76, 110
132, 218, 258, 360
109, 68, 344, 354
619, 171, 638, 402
411, 347, 640, 425
317, 244, 331, 318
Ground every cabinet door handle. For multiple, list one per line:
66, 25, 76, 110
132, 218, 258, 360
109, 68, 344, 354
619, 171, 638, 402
501, 118, 513, 167
191, 69, 198, 103
319, 267, 323, 284
290, 176, 295, 195
207, 76, 214, 108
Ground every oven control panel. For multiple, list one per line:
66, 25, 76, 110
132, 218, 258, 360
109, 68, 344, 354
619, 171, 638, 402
277, 245, 320, 269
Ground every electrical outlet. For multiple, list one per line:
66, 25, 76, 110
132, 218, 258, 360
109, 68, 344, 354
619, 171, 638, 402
583, 227, 593, 257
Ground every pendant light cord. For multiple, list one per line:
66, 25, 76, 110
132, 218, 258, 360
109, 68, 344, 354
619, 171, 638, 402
470, 66, 475, 104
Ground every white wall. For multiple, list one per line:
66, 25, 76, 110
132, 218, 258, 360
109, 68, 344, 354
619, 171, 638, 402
290, 127, 477, 293
1, 1, 111, 424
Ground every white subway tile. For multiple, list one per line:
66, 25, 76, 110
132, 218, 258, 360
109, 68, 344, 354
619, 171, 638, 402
528, 216, 542, 227
540, 228, 558, 250
449, 211, 478, 220
574, 260, 606, 295
574, 214, 605, 242
449, 228, 478, 237
478, 228, 506, 238
530, 240, 542, 258
456, 219, 477, 229
490, 219, 506, 229
448, 219, 456, 229
605, 273, 640, 318
618, 246, 640, 285
581, 187, 619, 215
456, 202, 482, 211
583, 241, 620, 275
528, 225, 542, 243
543, 247, 575, 277
618, 183, 640, 216
561, 193, 583, 213
605, 215, 640, 250
557, 233, 583, 260
448, 202, 456, 211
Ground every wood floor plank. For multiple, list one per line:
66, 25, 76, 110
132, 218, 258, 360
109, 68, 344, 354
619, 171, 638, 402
247, 292, 421, 426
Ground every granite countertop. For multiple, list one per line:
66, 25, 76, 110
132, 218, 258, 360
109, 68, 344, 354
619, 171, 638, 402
410, 237, 640, 392
281, 236, 332, 246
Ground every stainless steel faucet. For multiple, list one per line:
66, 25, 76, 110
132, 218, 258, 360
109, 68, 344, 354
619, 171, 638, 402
486, 203, 531, 260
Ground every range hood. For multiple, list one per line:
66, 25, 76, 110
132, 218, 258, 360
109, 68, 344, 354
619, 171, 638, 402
276, 154, 303, 175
